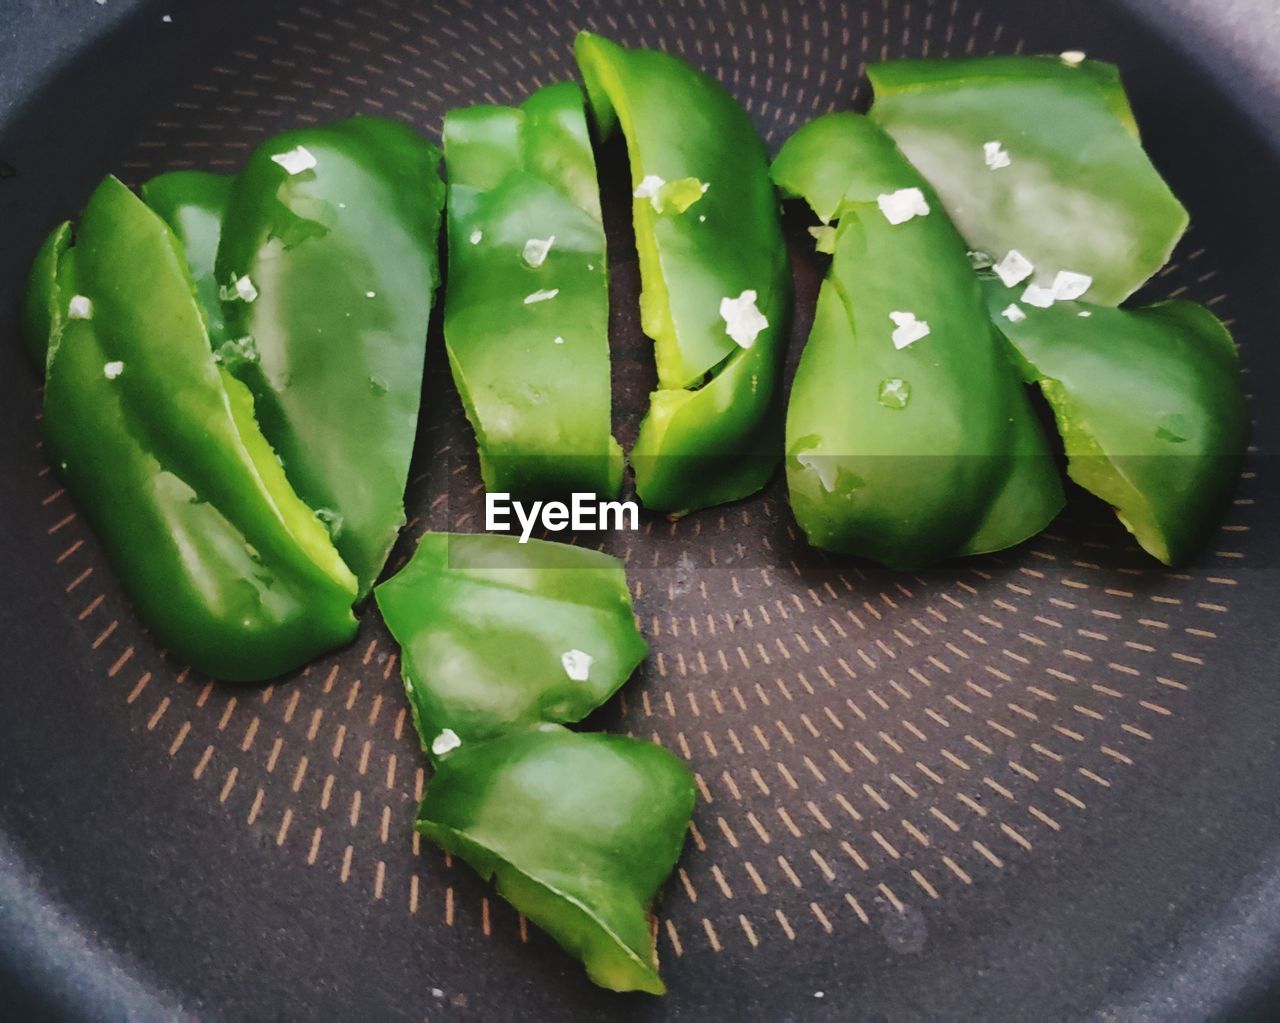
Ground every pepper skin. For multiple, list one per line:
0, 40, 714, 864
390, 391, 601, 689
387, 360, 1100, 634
771, 112, 1063, 569
374, 532, 647, 754
985, 282, 1247, 566
141, 170, 233, 345
20, 220, 71, 370
216, 117, 445, 596
444, 83, 623, 498
868, 56, 1187, 305
575, 32, 792, 515
417, 726, 695, 994
40, 176, 357, 681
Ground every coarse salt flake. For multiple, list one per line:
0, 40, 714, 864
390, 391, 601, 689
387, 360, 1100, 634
878, 377, 911, 409
877, 186, 930, 225
553, 336, 565, 345
524, 288, 559, 305
719, 290, 769, 349
221, 274, 259, 303
469, 230, 483, 245
889, 310, 930, 349
1001, 303, 1026, 323
633, 174, 666, 210
431, 728, 462, 757
645, 176, 708, 214
993, 249, 1034, 288
1051, 270, 1093, 301
522, 235, 555, 268
103, 360, 124, 380
796, 452, 837, 493
1021, 282, 1057, 308
270, 145, 317, 175
561, 649, 594, 682
983, 140, 1012, 170
1060, 50, 1087, 66
67, 295, 93, 320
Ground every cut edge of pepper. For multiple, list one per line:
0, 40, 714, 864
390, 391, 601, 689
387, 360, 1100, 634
55, 176, 360, 603
416, 816, 667, 995
574, 32, 686, 392
22, 220, 74, 374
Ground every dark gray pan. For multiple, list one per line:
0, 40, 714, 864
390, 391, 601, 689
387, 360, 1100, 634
2, 0, 1278, 1018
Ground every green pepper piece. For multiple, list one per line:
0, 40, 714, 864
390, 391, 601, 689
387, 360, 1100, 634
984, 282, 1247, 566
375, 532, 647, 753
216, 117, 445, 596
417, 726, 694, 994
868, 56, 1187, 305
141, 170, 233, 346
443, 83, 623, 498
771, 112, 1063, 569
20, 220, 72, 372
575, 32, 792, 514
40, 176, 357, 681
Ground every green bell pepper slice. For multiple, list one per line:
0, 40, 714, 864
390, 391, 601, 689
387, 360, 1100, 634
984, 282, 1247, 566
869, 56, 1188, 304
375, 532, 647, 754
771, 112, 1063, 569
575, 32, 792, 514
417, 726, 695, 994
141, 170, 233, 346
216, 116, 445, 596
21, 220, 72, 371
443, 83, 623, 498
40, 176, 357, 681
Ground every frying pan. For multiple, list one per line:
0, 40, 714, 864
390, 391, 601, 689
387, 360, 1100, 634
2, 0, 1279, 1018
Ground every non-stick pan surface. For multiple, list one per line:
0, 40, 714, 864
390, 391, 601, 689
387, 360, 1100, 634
2, 0, 1279, 1018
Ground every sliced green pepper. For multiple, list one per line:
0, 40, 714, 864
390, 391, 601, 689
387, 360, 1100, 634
417, 726, 695, 994
20, 220, 72, 370
575, 32, 792, 514
141, 170, 233, 345
869, 56, 1187, 304
374, 532, 647, 754
444, 83, 623, 498
41, 176, 357, 681
216, 117, 445, 595
984, 282, 1247, 565
772, 112, 1063, 569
